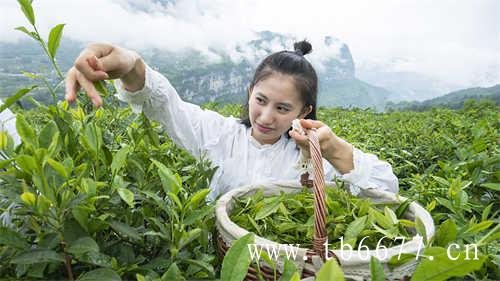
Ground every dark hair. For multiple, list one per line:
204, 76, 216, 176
240, 40, 318, 137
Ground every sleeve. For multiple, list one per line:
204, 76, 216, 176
114, 64, 239, 158
0, 100, 21, 146
324, 147, 399, 195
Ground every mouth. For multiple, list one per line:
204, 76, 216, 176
255, 122, 273, 133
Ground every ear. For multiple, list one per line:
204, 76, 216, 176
298, 105, 313, 119
247, 86, 253, 98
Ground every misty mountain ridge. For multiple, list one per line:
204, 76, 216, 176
386, 84, 500, 111
1, 30, 495, 111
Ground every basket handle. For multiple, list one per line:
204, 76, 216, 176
301, 130, 328, 260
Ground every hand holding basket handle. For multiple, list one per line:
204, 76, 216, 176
293, 120, 328, 260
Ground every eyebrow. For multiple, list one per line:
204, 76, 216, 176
256, 92, 294, 108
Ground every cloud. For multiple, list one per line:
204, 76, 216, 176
1, 0, 499, 87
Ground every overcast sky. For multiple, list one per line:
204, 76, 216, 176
1, 0, 499, 88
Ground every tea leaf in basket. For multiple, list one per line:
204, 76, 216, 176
415, 217, 427, 245
255, 197, 281, 220
344, 215, 367, 241
388, 253, 416, 270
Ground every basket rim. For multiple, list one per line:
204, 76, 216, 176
215, 180, 436, 264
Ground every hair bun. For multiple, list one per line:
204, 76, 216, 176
293, 40, 312, 56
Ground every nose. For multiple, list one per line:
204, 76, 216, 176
259, 106, 275, 125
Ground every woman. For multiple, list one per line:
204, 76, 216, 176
65, 40, 398, 201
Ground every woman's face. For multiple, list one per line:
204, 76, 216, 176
248, 72, 312, 145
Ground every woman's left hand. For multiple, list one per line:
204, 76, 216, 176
289, 119, 354, 174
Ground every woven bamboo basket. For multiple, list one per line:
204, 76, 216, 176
215, 131, 434, 281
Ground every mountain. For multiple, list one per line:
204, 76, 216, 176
357, 62, 459, 102
0, 32, 394, 110
385, 84, 500, 111
140, 31, 394, 110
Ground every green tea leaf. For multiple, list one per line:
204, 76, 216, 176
388, 253, 416, 269
280, 258, 298, 281
415, 217, 427, 244
117, 187, 135, 208
77, 251, 113, 268
434, 219, 457, 247
371, 208, 393, 229
47, 24, 65, 58
0, 132, 14, 152
432, 176, 450, 187
220, 233, 254, 281
16, 114, 37, 147
255, 198, 281, 220
68, 237, 99, 256
151, 159, 181, 194
186, 188, 210, 209
480, 182, 500, 191
77, 268, 121, 281
111, 146, 130, 174
0, 86, 37, 114
370, 256, 385, 281
93, 80, 109, 96
464, 220, 494, 235
178, 228, 202, 250
167, 192, 183, 210
162, 262, 182, 281
344, 216, 367, 241
11, 249, 64, 264
316, 258, 344, 281
109, 220, 141, 241
82, 123, 102, 155
38, 121, 58, 149
0, 227, 29, 249
384, 207, 398, 224
47, 158, 69, 179
14, 26, 38, 41
17, 0, 35, 25
289, 273, 301, 281
72, 206, 89, 232
481, 203, 493, 221
411, 247, 486, 281
395, 199, 412, 219
16, 155, 38, 174
183, 259, 215, 275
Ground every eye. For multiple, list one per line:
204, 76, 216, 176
256, 97, 265, 104
277, 106, 290, 113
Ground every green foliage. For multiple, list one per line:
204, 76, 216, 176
220, 233, 254, 281
411, 247, 487, 281
230, 186, 412, 249
0, 99, 218, 280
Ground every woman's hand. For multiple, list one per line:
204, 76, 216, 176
65, 43, 145, 107
289, 119, 354, 174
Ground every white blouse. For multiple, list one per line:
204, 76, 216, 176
0, 100, 21, 147
116, 65, 399, 201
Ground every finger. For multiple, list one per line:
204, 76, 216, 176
76, 72, 103, 107
65, 68, 80, 103
87, 56, 100, 70
74, 51, 109, 81
300, 119, 324, 129
97, 49, 137, 79
289, 130, 308, 144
